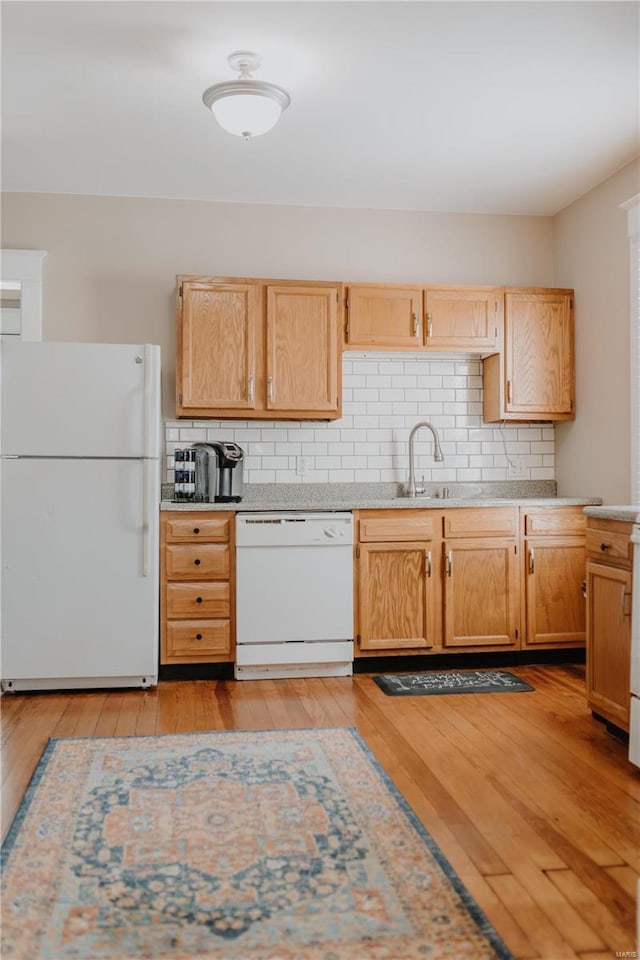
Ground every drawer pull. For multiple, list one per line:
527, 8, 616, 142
196, 596, 203, 603
600, 542, 612, 552
193, 527, 200, 534
196, 633, 202, 640
194, 558, 201, 565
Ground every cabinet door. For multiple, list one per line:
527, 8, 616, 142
586, 561, 632, 731
524, 539, 585, 646
266, 284, 340, 415
443, 538, 519, 647
177, 280, 257, 414
358, 542, 435, 650
346, 285, 423, 349
504, 289, 574, 417
425, 286, 501, 351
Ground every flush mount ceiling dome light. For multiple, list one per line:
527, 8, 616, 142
202, 51, 291, 140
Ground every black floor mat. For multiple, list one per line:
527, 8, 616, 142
373, 669, 534, 696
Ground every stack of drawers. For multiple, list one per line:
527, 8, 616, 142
160, 512, 234, 664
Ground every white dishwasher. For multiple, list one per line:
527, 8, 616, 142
235, 512, 354, 680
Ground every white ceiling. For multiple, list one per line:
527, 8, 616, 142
2, 1, 639, 216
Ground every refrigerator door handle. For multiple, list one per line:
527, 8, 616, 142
143, 343, 154, 460
142, 456, 152, 577
142, 344, 157, 578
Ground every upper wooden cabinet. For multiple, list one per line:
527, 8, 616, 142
176, 276, 343, 420
344, 283, 501, 352
483, 288, 575, 422
265, 285, 339, 414
345, 284, 423, 349
424, 286, 501, 351
178, 279, 258, 414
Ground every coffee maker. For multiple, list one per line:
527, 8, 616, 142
209, 441, 244, 503
187, 441, 244, 503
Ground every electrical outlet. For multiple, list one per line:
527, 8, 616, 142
296, 456, 309, 476
507, 457, 528, 479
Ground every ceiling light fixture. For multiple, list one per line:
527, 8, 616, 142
202, 51, 291, 140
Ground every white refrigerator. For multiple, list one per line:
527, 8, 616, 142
0, 340, 161, 691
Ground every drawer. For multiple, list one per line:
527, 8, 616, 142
523, 506, 586, 536
443, 507, 518, 539
359, 512, 437, 543
586, 528, 633, 566
165, 543, 230, 580
166, 581, 230, 619
165, 620, 231, 658
165, 516, 230, 543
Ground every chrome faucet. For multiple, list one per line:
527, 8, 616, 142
407, 421, 444, 497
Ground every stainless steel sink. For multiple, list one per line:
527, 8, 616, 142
395, 483, 505, 501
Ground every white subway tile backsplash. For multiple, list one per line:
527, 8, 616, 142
164, 356, 555, 485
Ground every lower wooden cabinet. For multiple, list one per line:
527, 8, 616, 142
521, 506, 586, 648
358, 542, 436, 651
442, 507, 519, 648
160, 511, 235, 664
355, 511, 440, 652
586, 518, 634, 732
442, 537, 519, 648
355, 504, 588, 658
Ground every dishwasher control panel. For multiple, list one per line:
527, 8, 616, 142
236, 512, 353, 547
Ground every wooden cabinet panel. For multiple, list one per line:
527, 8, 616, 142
524, 539, 585, 645
586, 560, 632, 731
359, 512, 437, 543
165, 517, 231, 543
424, 286, 501, 351
523, 506, 586, 537
266, 284, 339, 413
166, 620, 231, 659
166, 582, 230, 619
483, 288, 575, 422
443, 538, 519, 647
345, 285, 423, 349
443, 507, 518, 539
358, 542, 435, 650
165, 543, 230, 581
177, 279, 257, 414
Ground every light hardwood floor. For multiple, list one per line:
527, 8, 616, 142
2, 664, 638, 959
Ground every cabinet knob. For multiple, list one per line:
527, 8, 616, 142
194, 558, 201, 565
196, 596, 203, 603
196, 633, 202, 640
600, 542, 612, 552
193, 527, 200, 534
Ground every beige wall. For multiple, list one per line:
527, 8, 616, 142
553, 159, 640, 504
1, 192, 553, 417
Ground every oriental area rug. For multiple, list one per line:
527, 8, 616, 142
2, 727, 514, 960
374, 670, 534, 697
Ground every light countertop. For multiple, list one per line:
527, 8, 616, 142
584, 505, 640, 523
161, 480, 602, 513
